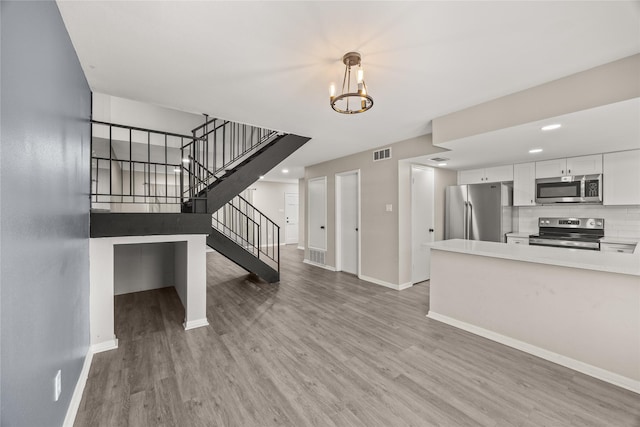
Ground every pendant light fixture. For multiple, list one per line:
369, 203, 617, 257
329, 52, 374, 114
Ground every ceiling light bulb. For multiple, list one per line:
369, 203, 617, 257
259, 175, 264, 180
357, 68, 364, 84
438, 163, 447, 166
282, 169, 289, 174
329, 84, 336, 98
541, 124, 562, 131
529, 148, 543, 153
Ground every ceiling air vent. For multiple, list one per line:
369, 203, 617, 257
430, 157, 449, 162
373, 147, 392, 162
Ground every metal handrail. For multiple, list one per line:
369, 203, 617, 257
183, 116, 281, 200
212, 195, 280, 268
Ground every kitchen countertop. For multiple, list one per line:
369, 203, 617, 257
600, 237, 640, 245
429, 239, 640, 276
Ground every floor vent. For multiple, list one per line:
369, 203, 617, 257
373, 147, 392, 162
309, 248, 326, 265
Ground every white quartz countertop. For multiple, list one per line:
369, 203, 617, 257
600, 237, 640, 245
429, 239, 640, 277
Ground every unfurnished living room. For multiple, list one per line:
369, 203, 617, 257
1, 1, 639, 426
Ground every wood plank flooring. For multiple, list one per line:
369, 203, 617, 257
74, 246, 640, 426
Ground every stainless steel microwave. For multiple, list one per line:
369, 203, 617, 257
535, 174, 602, 204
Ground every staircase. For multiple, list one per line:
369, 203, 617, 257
90, 116, 310, 283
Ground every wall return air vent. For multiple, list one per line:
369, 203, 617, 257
373, 147, 392, 162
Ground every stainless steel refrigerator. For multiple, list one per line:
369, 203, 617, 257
445, 183, 513, 243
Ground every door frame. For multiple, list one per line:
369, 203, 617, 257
411, 164, 435, 284
307, 176, 327, 251
284, 192, 299, 245
335, 169, 361, 275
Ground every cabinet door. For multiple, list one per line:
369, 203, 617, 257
458, 168, 485, 185
513, 162, 536, 206
506, 237, 529, 245
485, 165, 513, 183
566, 154, 602, 175
600, 243, 636, 254
535, 158, 567, 178
603, 150, 640, 205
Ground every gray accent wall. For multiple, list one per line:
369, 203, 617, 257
1, 2, 91, 426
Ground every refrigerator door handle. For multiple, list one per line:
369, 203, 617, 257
467, 202, 473, 240
463, 201, 468, 239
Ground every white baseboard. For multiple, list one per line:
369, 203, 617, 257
90, 338, 118, 354
184, 318, 209, 330
398, 281, 414, 290
63, 348, 94, 427
358, 274, 413, 291
303, 259, 336, 271
426, 311, 640, 395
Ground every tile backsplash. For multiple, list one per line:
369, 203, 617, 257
515, 205, 640, 239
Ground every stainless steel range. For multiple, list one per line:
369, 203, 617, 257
529, 217, 604, 250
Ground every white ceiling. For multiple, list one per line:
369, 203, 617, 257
57, 1, 640, 178
407, 97, 640, 170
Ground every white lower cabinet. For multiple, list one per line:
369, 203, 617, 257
600, 242, 636, 254
506, 236, 529, 245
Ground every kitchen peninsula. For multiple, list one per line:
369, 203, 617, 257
427, 239, 640, 394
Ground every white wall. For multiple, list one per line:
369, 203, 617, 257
93, 93, 203, 135
247, 180, 298, 241
114, 243, 176, 295
304, 133, 451, 287
516, 205, 640, 239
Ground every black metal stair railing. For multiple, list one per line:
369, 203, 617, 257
212, 195, 280, 270
90, 120, 207, 208
181, 116, 281, 199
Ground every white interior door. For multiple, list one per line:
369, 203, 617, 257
284, 193, 299, 244
412, 166, 435, 283
308, 177, 327, 250
337, 172, 359, 275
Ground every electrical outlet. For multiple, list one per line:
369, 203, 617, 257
54, 370, 62, 402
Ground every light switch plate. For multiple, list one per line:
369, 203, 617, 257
386, 204, 393, 212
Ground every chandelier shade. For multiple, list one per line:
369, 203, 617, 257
329, 52, 374, 114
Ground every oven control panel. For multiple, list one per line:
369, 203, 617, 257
538, 217, 604, 230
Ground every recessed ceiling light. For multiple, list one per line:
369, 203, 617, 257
182, 158, 190, 163
259, 175, 264, 180
529, 148, 543, 153
438, 163, 447, 166
173, 168, 181, 172
541, 124, 562, 131
282, 169, 289, 174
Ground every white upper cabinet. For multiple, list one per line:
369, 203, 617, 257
458, 168, 485, 185
603, 150, 640, 206
513, 162, 536, 206
535, 158, 567, 178
536, 154, 602, 178
565, 154, 602, 175
458, 165, 513, 185
485, 165, 514, 183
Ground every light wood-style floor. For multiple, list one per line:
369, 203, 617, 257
75, 246, 640, 426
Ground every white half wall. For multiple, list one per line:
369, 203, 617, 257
428, 249, 640, 393
114, 242, 175, 295
89, 234, 208, 351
